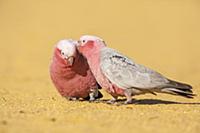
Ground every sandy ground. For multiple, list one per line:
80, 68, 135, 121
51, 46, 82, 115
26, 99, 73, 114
0, 0, 200, 133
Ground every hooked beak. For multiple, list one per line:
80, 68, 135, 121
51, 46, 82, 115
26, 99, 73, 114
72, 40, 78, 45
66, 56, 75, 66
76, 40, 82, 47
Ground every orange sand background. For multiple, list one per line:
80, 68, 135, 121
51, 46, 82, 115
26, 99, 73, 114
0, 0, 200, 133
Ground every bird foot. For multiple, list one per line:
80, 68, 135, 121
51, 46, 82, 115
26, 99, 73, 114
89, 99, 101, 103
124, 99, 133, 104
106, 99, 117, 104
88, 89, 103, 102
89, 97, 95, 102
88, 91, 98, 102
67, 97, 78, 101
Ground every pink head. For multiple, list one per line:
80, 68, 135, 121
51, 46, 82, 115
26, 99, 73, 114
76, 35, 106, 57
54, 39, 77, 66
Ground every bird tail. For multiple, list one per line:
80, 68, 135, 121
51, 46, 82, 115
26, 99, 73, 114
161, 79, 196, 98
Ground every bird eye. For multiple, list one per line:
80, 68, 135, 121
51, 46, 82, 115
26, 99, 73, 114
82, 40, 86, 43
61, 51, 65, 55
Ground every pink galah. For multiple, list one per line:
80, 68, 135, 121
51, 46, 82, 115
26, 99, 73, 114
77, 35, 195, 104
50, 39, 102, 101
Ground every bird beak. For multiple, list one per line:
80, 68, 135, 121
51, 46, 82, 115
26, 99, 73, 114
76, 40, 81, 47
67, 56, 75, 66
72, 40, 78, 45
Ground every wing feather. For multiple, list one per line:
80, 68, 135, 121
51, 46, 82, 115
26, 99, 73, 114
100, 47, 169, 90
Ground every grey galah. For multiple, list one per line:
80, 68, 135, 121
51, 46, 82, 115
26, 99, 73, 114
77, 35, 195, 104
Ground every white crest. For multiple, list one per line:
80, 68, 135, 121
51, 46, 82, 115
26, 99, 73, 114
78, 35, 105, 46
56, 39, 77, 57
80, 35, 104, 42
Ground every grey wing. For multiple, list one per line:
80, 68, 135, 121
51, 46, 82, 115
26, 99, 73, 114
100, 47, 169, 90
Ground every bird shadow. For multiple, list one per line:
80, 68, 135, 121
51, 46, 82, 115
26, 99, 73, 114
96, 99, 200, 105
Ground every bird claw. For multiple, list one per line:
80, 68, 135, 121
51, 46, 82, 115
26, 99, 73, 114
67, 97, 78, 101
89, 99, 101, 103
106, 99, 117, 104
89, 97, 95, 102
124, 99, 133, 104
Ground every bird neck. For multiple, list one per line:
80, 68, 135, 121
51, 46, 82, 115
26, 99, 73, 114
84, 45, 104, 78
52, 49, 73, 70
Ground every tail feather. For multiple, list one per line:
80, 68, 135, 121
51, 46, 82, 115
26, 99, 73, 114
162, 88, 195, 98
161, 80, 196, 98
167, 79, 192, 90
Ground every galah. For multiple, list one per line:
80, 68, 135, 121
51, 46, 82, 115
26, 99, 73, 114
50, 39, 102, 101
77, 35, 195, 104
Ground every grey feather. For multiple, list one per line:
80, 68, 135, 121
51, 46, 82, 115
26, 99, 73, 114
100, 47, 169, 90
100, 47, 195, 98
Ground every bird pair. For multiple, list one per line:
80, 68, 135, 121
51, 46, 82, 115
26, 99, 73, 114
50, 35, 195, 104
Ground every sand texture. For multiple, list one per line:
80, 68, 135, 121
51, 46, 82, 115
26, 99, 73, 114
0, 0, 200, 133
